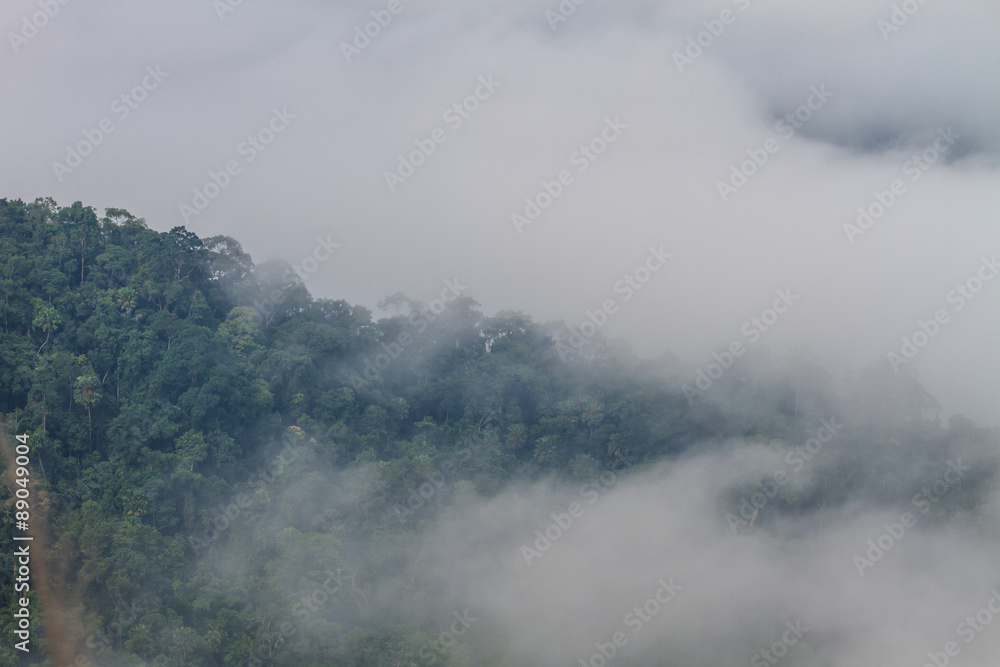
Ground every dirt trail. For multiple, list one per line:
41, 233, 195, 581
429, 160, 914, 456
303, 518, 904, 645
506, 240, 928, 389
1, 426, 75, 665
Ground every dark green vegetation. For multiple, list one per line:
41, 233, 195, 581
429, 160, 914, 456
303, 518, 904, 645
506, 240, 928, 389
0, 198, 996, 666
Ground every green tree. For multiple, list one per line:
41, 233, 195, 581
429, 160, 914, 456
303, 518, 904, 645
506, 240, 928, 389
74, 372, 102, 443
32, 297, 61, 355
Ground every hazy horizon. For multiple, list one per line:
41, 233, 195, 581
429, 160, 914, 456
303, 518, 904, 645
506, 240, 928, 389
4, 0, 999, 427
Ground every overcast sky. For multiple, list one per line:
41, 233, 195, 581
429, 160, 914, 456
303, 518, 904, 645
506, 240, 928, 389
3, 0, 999, 424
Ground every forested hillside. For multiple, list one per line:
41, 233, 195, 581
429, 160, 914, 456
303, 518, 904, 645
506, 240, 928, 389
1, 198, 997, 666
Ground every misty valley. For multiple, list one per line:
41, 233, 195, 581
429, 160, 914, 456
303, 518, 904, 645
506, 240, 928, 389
1, 198, 998, 666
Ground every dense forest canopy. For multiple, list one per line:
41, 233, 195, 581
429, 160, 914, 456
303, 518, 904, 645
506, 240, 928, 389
0, 198, 997, 666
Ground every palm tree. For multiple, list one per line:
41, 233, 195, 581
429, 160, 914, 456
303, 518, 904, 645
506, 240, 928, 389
73, 374, 101, 444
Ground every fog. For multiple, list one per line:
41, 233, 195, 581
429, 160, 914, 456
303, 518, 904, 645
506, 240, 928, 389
3, 5, 1000, 661
408, 438, 1000, 666
242, 404, 1000, 666
3, 0, 998, 426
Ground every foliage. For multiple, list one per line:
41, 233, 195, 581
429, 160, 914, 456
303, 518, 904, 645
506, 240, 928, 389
0, 197, 995, 666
